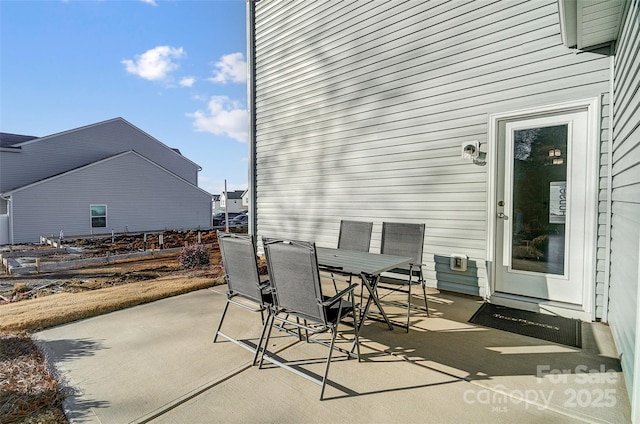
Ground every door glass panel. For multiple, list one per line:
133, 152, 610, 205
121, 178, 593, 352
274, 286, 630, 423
511, 125, 567, 275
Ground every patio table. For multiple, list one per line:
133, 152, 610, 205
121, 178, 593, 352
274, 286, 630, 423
316, 247, 412, 331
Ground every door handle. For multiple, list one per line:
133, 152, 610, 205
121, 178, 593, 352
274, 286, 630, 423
497, 213, 508, 220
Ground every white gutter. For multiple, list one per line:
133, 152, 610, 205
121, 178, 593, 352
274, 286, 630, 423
246, 0, 258, 237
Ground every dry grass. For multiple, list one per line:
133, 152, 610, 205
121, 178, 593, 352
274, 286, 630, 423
0, 270, 223, 335
0, 251, 226, 423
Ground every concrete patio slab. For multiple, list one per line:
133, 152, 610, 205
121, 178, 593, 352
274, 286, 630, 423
36, 286, 632, 423
36, 286, 292, 424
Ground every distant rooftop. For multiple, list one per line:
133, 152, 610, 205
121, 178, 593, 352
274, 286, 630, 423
0, 132, 39, 148
225, 190, 245, 200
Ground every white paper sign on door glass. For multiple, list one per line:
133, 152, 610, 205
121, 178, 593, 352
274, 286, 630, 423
549, 181, 567, 224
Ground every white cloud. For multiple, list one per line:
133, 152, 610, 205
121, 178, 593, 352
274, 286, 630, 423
187, 96, 248, 142
209, 52, 247, 84
141, 0, 158, 5
122, 46, 185, 81
180, 76, 195, 87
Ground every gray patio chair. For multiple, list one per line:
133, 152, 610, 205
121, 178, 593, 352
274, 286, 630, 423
376, 222, 429, 332
328, 220, 374, 293
260, 237, 361, 400
214, 231, 272, 365
338, 220, 373, 252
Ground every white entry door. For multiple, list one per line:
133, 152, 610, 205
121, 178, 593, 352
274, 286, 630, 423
494, 109, 594, 306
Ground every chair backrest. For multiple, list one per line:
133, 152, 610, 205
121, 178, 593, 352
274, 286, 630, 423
217, 231, 264, 304
337, 220, 373, 252
380, 222, 426, 270
262, 237, 326, 324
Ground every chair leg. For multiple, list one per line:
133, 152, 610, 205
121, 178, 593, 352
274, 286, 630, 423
303, 319, 311, 342
352, 307, 361, 361
320, 328, 338, 400
298, 317, 305, 341
406, 279, 412, 333
331, 272, 339, 293
422, 281, 430, 317
259, 313, 277, 369
213, 300, 231, 343
253, 310, 273, 366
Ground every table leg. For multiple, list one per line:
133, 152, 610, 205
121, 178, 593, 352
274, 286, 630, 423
358, 273, 394, 332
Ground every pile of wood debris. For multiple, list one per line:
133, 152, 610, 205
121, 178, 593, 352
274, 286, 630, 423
1, 229, 226, 304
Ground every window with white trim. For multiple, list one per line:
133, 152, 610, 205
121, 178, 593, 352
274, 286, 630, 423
90, 205, 107, 228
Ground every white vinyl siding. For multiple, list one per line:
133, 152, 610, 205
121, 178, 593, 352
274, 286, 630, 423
607, 0, 640, 403
580, 0, 627, 49
253, 0, 611, 297
9, 152, 212, 243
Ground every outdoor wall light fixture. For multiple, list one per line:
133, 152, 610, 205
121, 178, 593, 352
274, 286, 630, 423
461, 140, 480, 161
461, 140, 485, 165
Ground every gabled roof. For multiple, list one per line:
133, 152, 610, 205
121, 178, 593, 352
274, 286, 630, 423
2, 150, 212, 197
0, 133, 38, 148
2, 117, 201, 170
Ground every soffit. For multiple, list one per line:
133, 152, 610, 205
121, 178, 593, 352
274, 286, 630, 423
559, 0, 626, 49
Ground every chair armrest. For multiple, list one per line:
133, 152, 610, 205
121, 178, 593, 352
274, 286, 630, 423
321, 283, 358, 306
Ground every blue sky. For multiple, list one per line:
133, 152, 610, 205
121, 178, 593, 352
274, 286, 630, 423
1, 0, 248, 196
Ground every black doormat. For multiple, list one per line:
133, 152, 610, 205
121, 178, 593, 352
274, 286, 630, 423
469, 303, 582, 348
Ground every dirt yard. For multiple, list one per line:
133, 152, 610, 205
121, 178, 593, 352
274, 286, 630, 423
0, 229, 237, 423
0, 229, 222, 304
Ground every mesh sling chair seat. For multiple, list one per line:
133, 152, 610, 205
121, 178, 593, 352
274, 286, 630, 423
376, 222, 429, 332
214, 231, 272, 365
260, 237, 361, 400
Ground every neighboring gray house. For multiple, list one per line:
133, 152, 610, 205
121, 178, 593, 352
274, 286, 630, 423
241, 189, 250, 209
247, 0, 639, 418
220, 190, 246, 213
0, 118, 212, 244
212, 194, 222, 212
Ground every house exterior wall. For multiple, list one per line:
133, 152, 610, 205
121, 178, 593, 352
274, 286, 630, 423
0, 118, 199, 193
220, 191, 245, 213
220, 198, 244, 214
607, 0, 640, 404
8, 152, 212, 243
242, 191, 250, 209
252, 0, 611, 301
